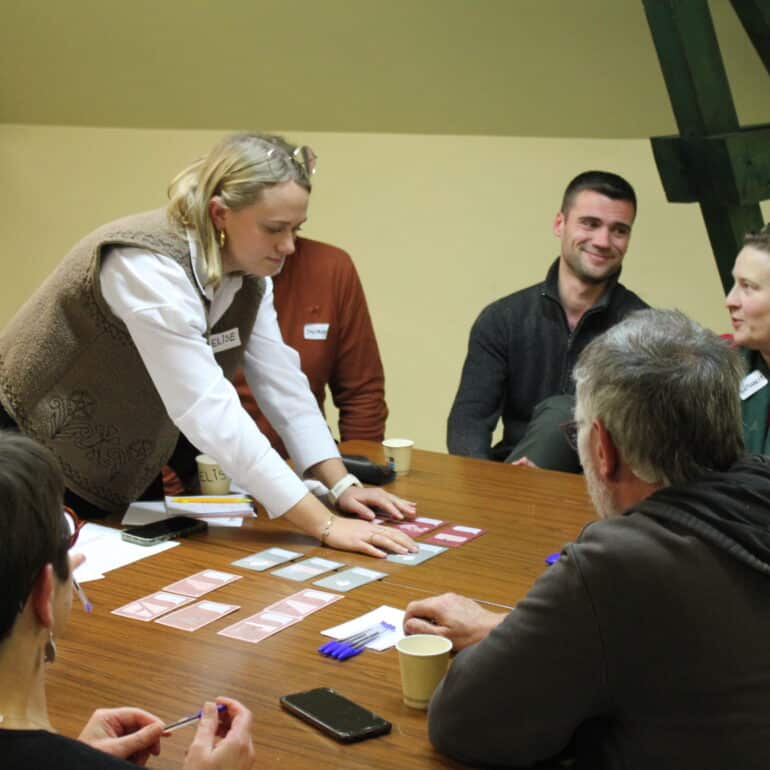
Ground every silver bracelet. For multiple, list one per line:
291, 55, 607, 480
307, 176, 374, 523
319, 513, 336, 546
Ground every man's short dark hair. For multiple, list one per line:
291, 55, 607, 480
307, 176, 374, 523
0, 432, 69, 641
561, 171, 637, 216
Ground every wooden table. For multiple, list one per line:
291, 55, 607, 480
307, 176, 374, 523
47, 442, 594, 769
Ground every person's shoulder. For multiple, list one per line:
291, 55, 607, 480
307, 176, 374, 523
569, 511, 691, 577
294, 237, 353, 266
477, 276, 546, 319
0, 729, 134, 769
610, 280, 648, 313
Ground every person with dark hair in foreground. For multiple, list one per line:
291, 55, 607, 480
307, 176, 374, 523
409, 309, 770, 769
0, 431, 254, 770
447, 170, 647, 471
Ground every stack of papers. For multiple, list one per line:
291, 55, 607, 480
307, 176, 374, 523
121, 496, 257, 529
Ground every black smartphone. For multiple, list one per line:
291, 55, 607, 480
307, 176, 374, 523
280, 687, 392, 743
121, 516, 208, 546
341, 454, 396, 486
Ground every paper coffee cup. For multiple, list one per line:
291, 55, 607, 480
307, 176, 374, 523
195, 454, 231, 495
396, 634, 452, 709
382, 438, 414, 475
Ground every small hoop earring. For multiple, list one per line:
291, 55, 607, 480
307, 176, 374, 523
44, 632, 56, 664
218, 230, 226, 249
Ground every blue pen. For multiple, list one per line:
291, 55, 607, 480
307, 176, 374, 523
163, 703, 227, 732
318, 621, 395, 660
73, 576, 92, 612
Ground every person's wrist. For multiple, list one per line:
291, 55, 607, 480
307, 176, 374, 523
328, 473, 362, 506
319, 512, 336, 546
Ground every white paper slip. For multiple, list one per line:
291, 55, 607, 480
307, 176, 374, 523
740, 369, 768, 400
72, 523, 179, 584
321, 605, 405, 651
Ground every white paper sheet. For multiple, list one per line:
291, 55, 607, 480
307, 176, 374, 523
321, 605, 405, 651
72, 522, 179, 583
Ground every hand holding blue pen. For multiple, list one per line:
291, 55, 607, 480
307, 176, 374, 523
163, 703, 227, 732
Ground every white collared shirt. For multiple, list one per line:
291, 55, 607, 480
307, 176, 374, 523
99, 234, 338, 518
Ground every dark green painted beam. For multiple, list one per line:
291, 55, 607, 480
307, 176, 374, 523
643, 0, 767, 293
651, 124, 770, 205
730, 0, 770, 74
643, 0, 738, 135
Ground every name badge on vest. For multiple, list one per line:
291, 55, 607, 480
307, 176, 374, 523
304, 323, 329, 340
740, 369, 768, 400
210, 328, 242, 354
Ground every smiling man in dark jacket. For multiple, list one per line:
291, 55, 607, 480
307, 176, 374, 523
408, 309, 770, 769
447, 171, 647, 470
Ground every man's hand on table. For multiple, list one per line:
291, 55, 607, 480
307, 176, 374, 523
403, 593, 507, 651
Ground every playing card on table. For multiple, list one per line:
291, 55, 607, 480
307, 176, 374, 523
423, 525, 486, 548
155, 600, 240, 631
271, 557, 344, 581
313, 566, 387, 592
265, 588, 343, 619
231, 547, 302, 572
112, 591, 194, 621
218, 609, 299, 644
162, 569, 242, 597
387, 542, 448, 565
388, 516, 446, 537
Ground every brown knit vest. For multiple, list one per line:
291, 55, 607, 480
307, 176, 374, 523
0, 209, 264, 512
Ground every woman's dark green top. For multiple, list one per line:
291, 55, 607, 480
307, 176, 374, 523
741, 348, 770, 454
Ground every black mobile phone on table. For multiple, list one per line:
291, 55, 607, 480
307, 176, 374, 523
121, 516, 208, 546
280, 687, 392, 743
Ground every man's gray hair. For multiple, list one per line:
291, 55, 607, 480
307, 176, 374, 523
573, 309, 745, 487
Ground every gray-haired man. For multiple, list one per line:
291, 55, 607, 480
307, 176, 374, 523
407, 309, 770, 769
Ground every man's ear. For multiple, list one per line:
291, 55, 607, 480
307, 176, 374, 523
208, 196, 229, 231
593, 419, 619, 480
553, 210, 565, 237
29, 563, 56, 630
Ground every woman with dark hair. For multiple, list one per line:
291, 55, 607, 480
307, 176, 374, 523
0, 432, 254, 769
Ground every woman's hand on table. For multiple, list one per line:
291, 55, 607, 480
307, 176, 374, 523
325, 515, 419, 558
78, 707, 164, 766
337, 486, 417, 522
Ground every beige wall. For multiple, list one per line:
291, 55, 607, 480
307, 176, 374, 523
2, 124, 768, 451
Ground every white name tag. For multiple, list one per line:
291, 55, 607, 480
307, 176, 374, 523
210, 327, 241, 354
304, 323, 329, 340
740, 370, 768, 400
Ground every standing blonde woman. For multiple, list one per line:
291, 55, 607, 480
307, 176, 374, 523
0, 133, 416, 558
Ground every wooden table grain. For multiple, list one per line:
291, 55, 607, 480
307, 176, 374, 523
47, 442, 594, 769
